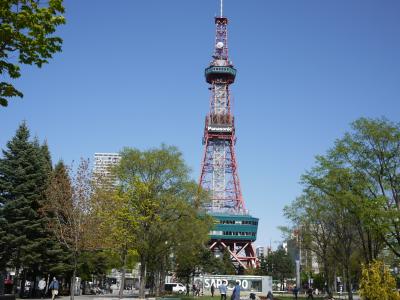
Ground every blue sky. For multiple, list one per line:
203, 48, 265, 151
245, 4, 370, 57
1, 0, 400, 247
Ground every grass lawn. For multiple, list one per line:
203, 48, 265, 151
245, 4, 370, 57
272, 296, 326, 300
159, 295, 326, 300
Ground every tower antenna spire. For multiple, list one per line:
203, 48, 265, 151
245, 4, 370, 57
220, 0, 223, 17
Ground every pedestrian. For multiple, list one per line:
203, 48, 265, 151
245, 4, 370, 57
4, 276, 13, 294
293, 286, 298, 300
266, 291, 273, 300
195, 284, 200, 297
48, 277, 59, 300
231, 282, 240, 300
306, 287, 313, 300
211, 283, 215, 297
38, 278, 47, 299
192, 284, 196, 296
219, 281, 227, 300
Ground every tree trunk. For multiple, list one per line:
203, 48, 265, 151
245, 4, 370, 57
154, 271, 159, 297
322, 259, 333, 296
70, 267, 76, 300
19, 269, 26, 298
158, 264, 166, 296
155, 257, 165, 297
12, 268, 18, 295
45, 274, 50, 295
0, 269, 5, 295
119, 248, 127, 299
139, 257, 147, 299
333, 271, 337, 294
345, 265, 353, 300
32, 276, 38, 298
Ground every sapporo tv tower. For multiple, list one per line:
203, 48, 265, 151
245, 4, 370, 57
199, 0, 259, 270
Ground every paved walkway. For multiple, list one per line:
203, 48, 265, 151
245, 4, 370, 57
17, 297, 146, 300
14, 294, 361, 300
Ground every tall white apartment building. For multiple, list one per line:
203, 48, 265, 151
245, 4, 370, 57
282, 242, 288, 253
256, 246, 270, 258
94, 152, 121, 177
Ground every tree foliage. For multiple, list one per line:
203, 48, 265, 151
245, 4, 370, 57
0, 0, 65, 106
0, 122, 67, 295
96, 145, 212, 297
172, 214, 216, 282
332, 118, 400, 258
45, 159, 98, 300
359, 260, 400, 300
77, 250, 116, 282
284, 117, 400, 299
93, 164, 140, 298
256, 247, 294, 289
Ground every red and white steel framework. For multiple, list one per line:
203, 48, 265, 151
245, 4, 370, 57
199, 3, 257, 269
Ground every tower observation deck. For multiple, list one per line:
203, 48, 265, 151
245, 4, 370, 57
199, 3, 258, 270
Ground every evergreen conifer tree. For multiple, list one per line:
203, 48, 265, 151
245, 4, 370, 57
0, 123, 65, 294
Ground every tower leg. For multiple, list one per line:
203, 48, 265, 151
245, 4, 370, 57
209, 240, 258, 272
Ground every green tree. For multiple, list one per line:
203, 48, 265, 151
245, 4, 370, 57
359, 260, 400, 300
257, 247, 294, 290
331, 118, 400, 259
175, 247, 216, 283
220, 249, 237, 275
283, 117, 399, 299
78, 250, 113, 282
170, 212, 213, 285
102, 145, 211, 297
0, 0, 65, 106
0, 122, 55, 294
291, 159, 365, 299
284, 193, 337, 293
312, 273, 325, 291
93, 171, 141, 298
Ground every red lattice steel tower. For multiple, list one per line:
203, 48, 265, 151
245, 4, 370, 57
199, 2, 258, 270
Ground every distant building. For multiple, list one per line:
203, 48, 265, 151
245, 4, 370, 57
94, 152, 121, 179
256, 246, 270, 258
290, 228, 320, 274
282, 242, 288, 253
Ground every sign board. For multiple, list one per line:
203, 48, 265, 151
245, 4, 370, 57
194, 275, 272, 295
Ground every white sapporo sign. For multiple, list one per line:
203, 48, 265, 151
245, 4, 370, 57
194, 275, 272, 294
204, 278, 249, 290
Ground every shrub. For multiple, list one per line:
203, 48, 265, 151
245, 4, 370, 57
359, 260, 400, 300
